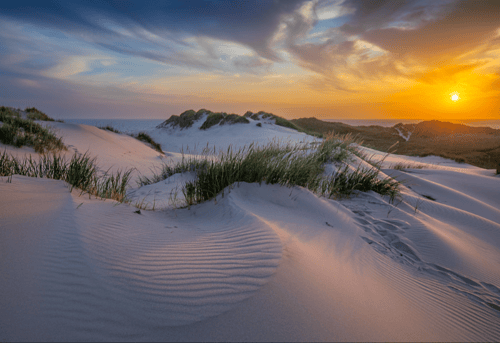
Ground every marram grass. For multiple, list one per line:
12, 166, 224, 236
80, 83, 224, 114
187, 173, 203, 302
0, 150, 132, 202
139, 133, 400, 207
0, 106, 65, 153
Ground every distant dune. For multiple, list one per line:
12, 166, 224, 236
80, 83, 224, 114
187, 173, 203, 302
292, 118, 500, 170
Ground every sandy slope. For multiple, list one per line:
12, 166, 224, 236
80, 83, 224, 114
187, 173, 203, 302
1, 120, 500, 341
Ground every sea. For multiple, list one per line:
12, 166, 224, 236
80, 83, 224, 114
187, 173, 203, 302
64, 118, 500, 132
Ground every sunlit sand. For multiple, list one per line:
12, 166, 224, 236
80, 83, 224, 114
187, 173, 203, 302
1, 112, 500, 341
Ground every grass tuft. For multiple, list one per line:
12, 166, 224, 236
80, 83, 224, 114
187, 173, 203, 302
322, 164, 400, 202
247, 111, 323, 138
200, 112, 225, 129
139, 133, 399, 207
0, 107, 66, 153
25, 107, 55, 121
200, 112, 249, 130
132, 132, 163, 154
157, 109, 205, 129
99, 125, 122, 133
0, 150, 132, 202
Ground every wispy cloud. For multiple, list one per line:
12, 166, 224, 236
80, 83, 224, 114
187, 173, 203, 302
1, 0, 499, 119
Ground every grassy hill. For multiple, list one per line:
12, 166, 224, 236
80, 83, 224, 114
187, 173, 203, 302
291, 117, 500, 170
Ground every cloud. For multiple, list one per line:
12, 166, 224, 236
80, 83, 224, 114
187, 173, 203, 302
0, 0, 306, 63
278, 0, 500, 92
232, 55, 273, 74
351, 0, 500, 62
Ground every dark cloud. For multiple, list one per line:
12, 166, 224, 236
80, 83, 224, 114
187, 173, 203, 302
0, 0, 306, 63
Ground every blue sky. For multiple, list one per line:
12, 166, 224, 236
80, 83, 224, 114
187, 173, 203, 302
1, 0, 499, 120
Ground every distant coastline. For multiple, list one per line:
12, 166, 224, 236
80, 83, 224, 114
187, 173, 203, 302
323, 119, 500, 129
65, 118, 500, 131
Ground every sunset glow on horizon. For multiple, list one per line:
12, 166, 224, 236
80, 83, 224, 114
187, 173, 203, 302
1, 1, 500, 121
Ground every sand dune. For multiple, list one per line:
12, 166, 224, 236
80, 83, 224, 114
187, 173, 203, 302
1, 119, 500, 341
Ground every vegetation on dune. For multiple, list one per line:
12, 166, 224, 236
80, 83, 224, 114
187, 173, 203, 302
182, 134, 398, 206
25, 107, 56, 122
200, 112, 225, 130
200, 112, 249, 130
99, 125, 122, 134
158, 109, 251, 130
157, 109, 207, 129
321, 165, 399, 202
291, 117, 500, 170
246, 111, 323, 138
223, 114, 250, 125
98, 126, 163, 154
138, 155, 209, 187
132, 132, 164, 154
158, 108, 320, 136
139, 133, 399, 208
0, 151, 132, 202
0, 107, 66, 153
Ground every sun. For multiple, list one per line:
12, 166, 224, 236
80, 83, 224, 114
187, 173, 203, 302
450, 92, 460, 101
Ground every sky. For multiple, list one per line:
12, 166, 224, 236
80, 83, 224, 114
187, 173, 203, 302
1, 0, 500, 121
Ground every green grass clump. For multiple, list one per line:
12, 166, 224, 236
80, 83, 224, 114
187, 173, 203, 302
200, 112, 250, 130
160, 109, 318, 137
0, 107, 66, 153
103, 128, 164, 154
222, 114, 249, 125
321, 165, 400, 202
181, 141, 324, 204
158, 109, 207, 129
180, 135, 399, 206
141, 133, 396, 206
25, 107, 55, 121
137, 154, 208, 186
200, 112, 225, 129
132, 132, 163, 154
0, 150, 131, 202
245, 110, 323, 138
99, 125, 121, 134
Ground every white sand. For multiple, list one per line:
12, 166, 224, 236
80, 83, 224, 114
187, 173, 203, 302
1, 119, 500, 341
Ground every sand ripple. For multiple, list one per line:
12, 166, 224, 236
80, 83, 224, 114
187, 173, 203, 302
37, 194, 281, 339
